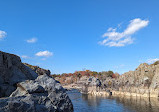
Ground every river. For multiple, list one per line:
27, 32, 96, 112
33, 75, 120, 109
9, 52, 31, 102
67, 89, 159, 112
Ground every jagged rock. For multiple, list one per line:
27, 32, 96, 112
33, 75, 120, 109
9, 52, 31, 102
77, 76, 88, 84
0, 51, 38, 97
0, 95, 57, 112
0, 51, 73, 112
81, 76, 101, 94
24, 63, 51, 76
86, 76, 101, 87
0, 75, 73, 112
150, 67, 159, 89
102, 63, 159, 97
116, 64, 159, 89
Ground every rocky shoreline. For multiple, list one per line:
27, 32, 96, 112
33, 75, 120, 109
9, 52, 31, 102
62, 63, 159, 98
63, 84, 159, 98
1, 50, 159, 111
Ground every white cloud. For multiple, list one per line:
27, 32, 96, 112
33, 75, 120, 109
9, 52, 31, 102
99, 18, 149, 47
21, 55, 30, 59
35, 50, 53, 57
0, 30, 7, 39
147, 58, 159, 64
107, 27, 116, 32
26, 38, 37, 43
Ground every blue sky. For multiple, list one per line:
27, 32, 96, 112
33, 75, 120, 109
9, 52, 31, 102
0, 0, 159, 74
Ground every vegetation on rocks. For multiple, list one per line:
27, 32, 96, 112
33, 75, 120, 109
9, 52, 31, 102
54, 60, 159, 98
24, 63, 51, 76
52, 70, 119, 85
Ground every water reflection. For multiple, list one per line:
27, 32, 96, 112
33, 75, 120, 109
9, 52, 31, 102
81, 94, 102, 107
67, 89, 159, 112
114, 96, 159, 112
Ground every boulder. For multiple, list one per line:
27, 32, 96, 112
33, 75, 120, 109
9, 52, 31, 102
0, 75, 73, 112
81, 76, 101, 94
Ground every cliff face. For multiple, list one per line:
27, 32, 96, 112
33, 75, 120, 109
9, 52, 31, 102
101, 63, 159, 97
117, 63, 158, 89
24, 63, 51, 76
0, 51, 73, 112
66, 63, 159, 98
80, 76, 102, 94
0, 51, 38, 97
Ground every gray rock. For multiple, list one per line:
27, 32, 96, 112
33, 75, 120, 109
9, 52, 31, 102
0, 95, 54, 112
81, 76, 102, 94
86, 76, 101, 87
150, 67, 159, 89
0, 51, 73, 112
0, 51, 38, 97
24, 63, 51, 76
8, 75, 73, 112
101, 63, 159, 97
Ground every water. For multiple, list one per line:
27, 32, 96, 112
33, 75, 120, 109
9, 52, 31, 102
67, 89, 159, 112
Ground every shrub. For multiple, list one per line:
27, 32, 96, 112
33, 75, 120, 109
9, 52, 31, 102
152, 61, 159, 65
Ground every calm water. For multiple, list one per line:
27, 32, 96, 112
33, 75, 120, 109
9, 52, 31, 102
67, 89, 159, 112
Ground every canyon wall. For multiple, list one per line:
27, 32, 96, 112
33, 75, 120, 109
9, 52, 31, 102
62, 63, 159, 98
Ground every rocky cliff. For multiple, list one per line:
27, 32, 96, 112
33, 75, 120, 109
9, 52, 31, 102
0, 75, 73, 112
0, 51, 73, 112
0, 51, 38, 97
80, 76, 102, 94
24, 63, 51, 76
63, 62, 159, 98
94, 63, 159, 98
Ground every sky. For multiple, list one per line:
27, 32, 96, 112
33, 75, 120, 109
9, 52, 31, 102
0, 0, 159, 74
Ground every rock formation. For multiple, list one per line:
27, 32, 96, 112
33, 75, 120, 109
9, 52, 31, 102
80, 76, 102, 94
24, 63, 51, 76
64, 62, 159, 98
0, 51, 38, 97
0, 75, 73, 112
110, 63, 159, 97
97, 63, 159, 98
0, 51, 73, 112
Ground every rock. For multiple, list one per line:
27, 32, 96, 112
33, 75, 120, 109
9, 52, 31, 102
0, 95, 55, 112
102, 63, 159, 97
86, 76, 101, 87
24, 63, 51, 76
150, 67, 159, 89
0, 51, 73, 112
81, 76, 101, 94
1, 75, 73, 112
77, 76, 88, 84
0, 51, 38, 97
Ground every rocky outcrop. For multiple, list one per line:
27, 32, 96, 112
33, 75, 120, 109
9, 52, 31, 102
110, 63, 159, 98
24, 63, 51, 76
0, 75, 73, 112
0, 51, 73, 112
0, 51, 38, 97
69, 63, 159, 98
93, 63, 159, 98
81, 76, 102, 94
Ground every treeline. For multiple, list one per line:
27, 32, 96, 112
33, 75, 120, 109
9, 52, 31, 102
51, 70, 120, 84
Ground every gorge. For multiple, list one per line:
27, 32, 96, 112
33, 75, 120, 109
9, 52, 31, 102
0, 50, 159, 112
